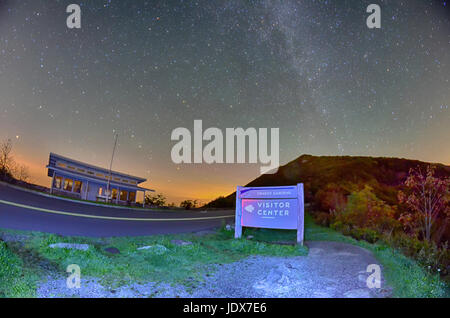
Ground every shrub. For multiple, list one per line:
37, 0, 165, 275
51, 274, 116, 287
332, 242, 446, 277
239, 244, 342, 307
350, 227, 380, 243
385, 233, 450, 278
180, 200, 198, 210
331, 185, 401, 235
145, 193, 167, 207
313, 183, 347, 213
314, 211, 332, 227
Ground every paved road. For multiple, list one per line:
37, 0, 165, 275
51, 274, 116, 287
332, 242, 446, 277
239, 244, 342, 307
0, 183, 234, 237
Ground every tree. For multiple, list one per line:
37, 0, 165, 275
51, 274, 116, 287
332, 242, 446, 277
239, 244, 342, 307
314, 183, 347, 214
335, 185, 398, 234
398, 165, 450, 242
15, 164, 30, 182
0, 139, 15, 180
144, 193, 167, 207
180, 199, 198, 210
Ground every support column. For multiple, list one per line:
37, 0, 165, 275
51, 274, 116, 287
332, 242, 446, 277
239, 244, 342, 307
297, 183, 305, 246
85, 180, 89, 200
234, 186, 242, 239
142, 190, 145, 208
50, 171, 55, 194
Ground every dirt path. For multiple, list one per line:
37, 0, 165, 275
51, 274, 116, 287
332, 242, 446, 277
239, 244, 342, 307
36, 241, 392, 298
190, 241, 392, 298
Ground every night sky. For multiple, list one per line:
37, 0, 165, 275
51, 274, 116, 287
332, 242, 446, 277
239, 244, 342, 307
0, 0, 449, 204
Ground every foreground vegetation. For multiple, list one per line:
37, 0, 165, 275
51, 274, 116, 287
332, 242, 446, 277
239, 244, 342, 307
0, 241, 38, 297
0, 213, 448, 298
0, 225, 306, 297
207, 155, 450, 283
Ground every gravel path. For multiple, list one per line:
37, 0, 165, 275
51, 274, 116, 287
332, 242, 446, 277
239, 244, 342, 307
36, 241, 392, 298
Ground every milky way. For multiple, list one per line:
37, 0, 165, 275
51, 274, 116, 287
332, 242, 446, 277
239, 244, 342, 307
0, 0, 449, 203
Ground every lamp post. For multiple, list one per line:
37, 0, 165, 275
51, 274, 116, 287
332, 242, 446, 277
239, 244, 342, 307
106, 133, 118, 203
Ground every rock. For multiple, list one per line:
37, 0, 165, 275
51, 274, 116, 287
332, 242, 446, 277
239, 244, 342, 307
137, 244, 168, 255
247, 235, 254, 239
253, 264, 299, 296
358, 274, 368, 283
1, 234, 30, 242
104, 247, 120, 254
49, 243, 89, 251
170, 239, 193, 246
225, 224, 234, 231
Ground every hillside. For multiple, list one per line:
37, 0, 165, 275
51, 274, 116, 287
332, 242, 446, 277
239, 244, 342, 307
206, 154, 450, 209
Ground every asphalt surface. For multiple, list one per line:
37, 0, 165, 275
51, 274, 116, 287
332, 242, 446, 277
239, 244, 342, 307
0, 183, 234, 237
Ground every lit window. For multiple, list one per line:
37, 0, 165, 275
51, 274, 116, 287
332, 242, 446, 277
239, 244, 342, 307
77, 168, 85, 173
120, 190, 128, 201
73, 181, 82, 193
98, 187, 103, 196
87, 171, 94, 175
128, 192, 136, 202
122, 179, 129, 183
54, 176, 62, 189
67, 166, 76, 170
111, 188, 118, 200
63, 179, 73, 191
114, 177, 120, 181
96, 173, 103, 177
57, 163, 66, 168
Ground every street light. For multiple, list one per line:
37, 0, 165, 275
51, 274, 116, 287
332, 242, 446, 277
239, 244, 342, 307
105, 133, 118, 203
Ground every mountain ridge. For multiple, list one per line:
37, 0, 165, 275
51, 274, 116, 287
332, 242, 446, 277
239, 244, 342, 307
206, 154, 450, 208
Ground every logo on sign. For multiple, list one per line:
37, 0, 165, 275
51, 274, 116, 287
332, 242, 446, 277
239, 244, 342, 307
244, 205, 255, 213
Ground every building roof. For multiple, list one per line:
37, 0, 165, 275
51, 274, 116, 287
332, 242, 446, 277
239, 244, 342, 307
47, 153, 151, 190
46, 165, 154, 192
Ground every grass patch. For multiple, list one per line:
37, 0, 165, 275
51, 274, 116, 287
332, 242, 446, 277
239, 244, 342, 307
0, 226, 306, 294
0, 213, 447, 298
0, 240, 38, 297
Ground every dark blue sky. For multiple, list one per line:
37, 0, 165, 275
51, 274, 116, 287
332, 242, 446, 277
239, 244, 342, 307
0, 0, 449, 203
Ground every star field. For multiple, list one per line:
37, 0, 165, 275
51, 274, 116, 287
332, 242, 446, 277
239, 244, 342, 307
0, 0, 449, 203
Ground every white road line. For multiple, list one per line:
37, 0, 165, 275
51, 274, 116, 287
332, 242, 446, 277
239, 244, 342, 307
0, 199, 234, 222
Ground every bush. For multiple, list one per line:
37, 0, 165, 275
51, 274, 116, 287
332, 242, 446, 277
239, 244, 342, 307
180, 200, 198, 210
145, 193, 167, 207
331, 185, 401, 235
385, 233, 450, 278
314, 211, 332, 227
350, 227, 380, 243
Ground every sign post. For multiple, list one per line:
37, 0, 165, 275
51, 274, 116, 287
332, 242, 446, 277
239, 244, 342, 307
234, 184, 304, 245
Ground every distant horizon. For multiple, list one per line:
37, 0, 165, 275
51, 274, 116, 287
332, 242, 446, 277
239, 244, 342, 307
10, 148, 450, 205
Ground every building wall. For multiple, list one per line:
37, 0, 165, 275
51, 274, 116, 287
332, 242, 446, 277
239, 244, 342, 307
51, 172, 137, 204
